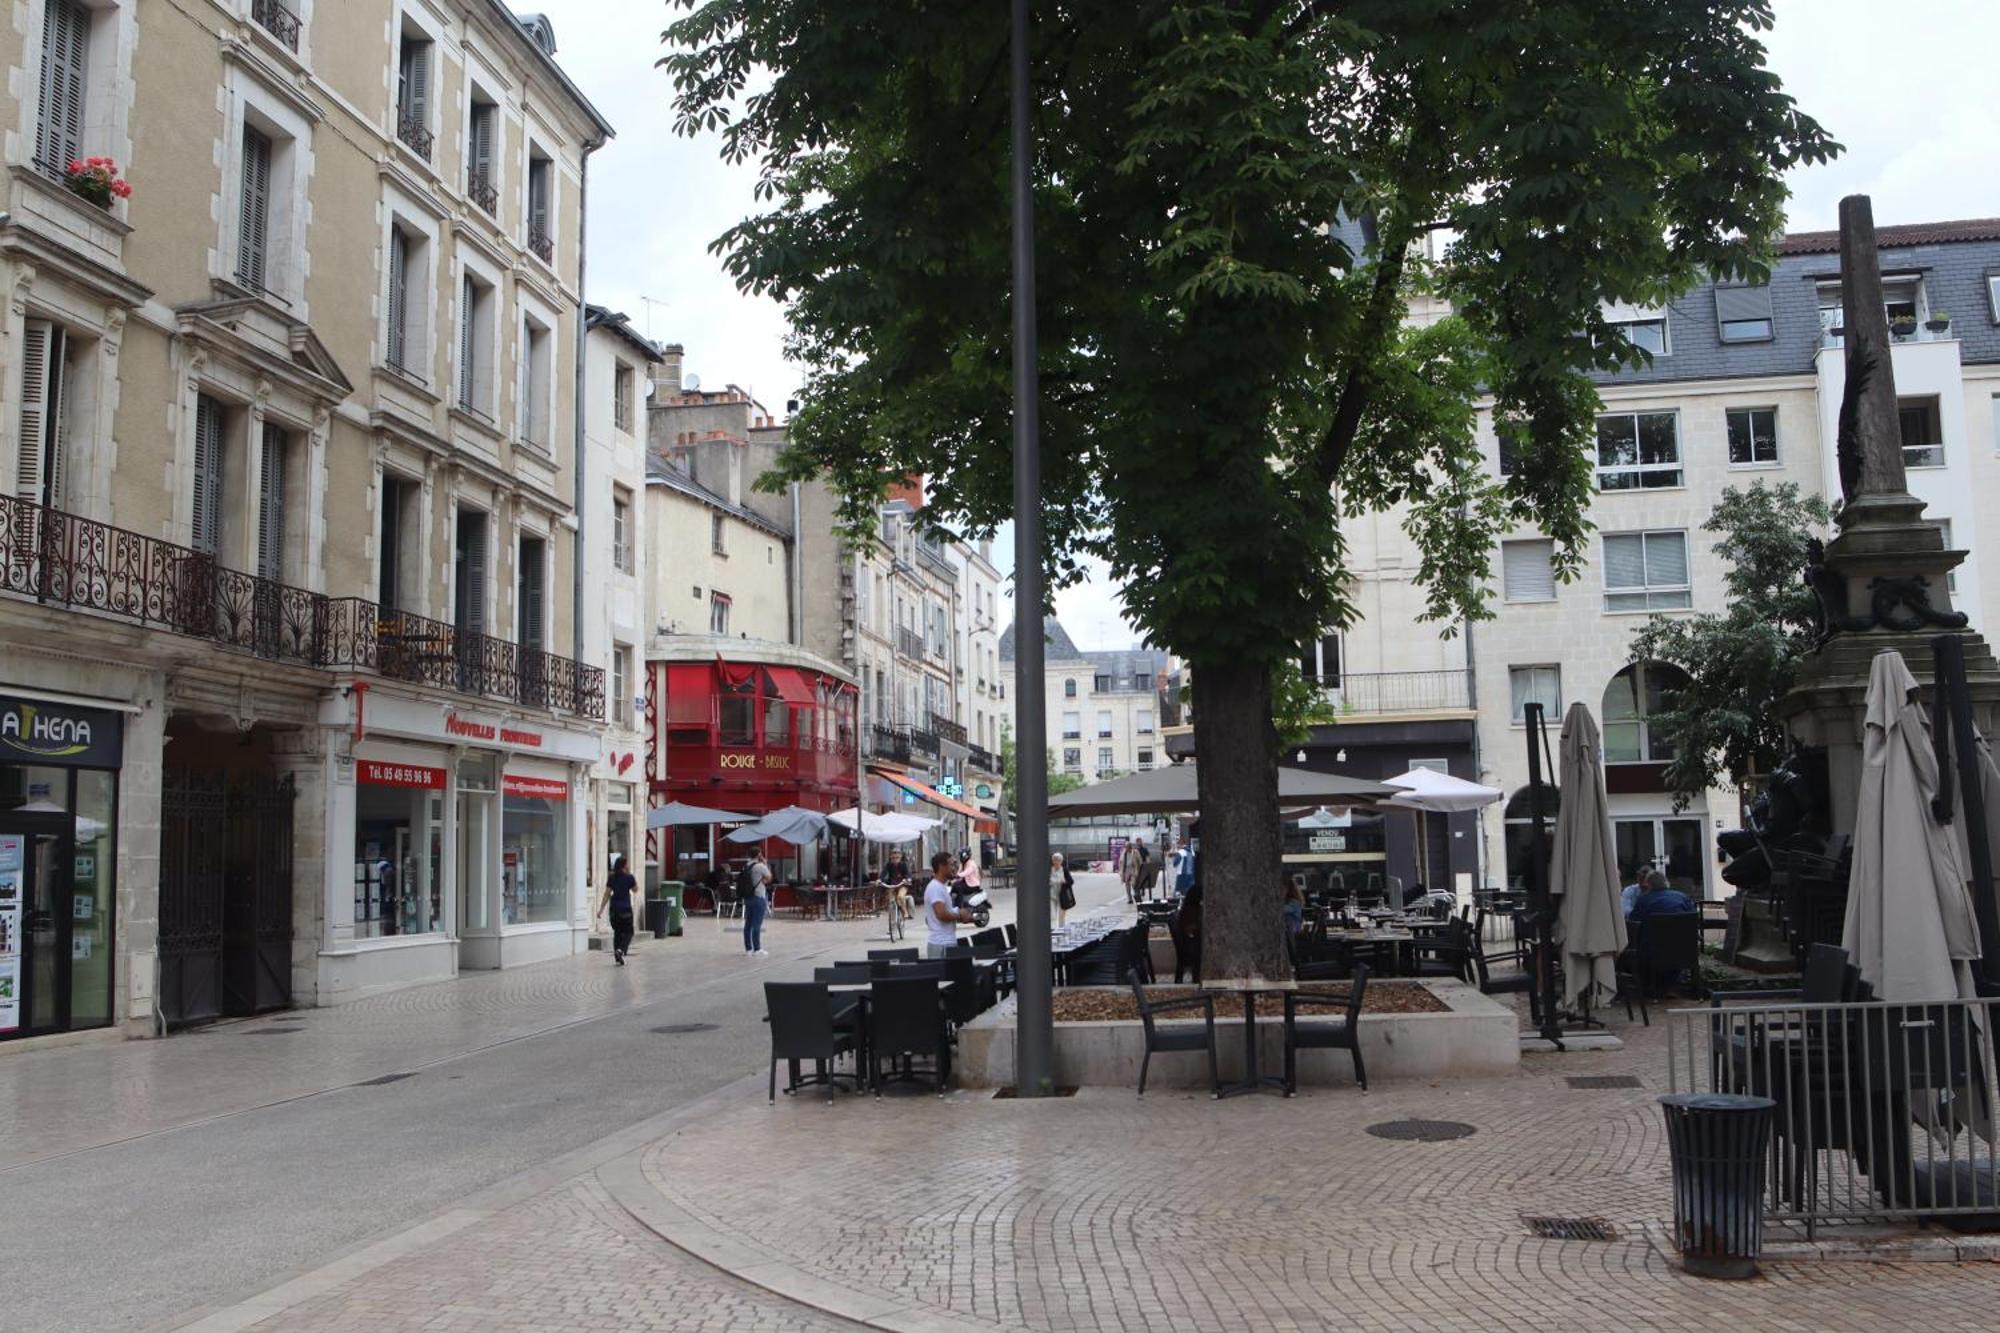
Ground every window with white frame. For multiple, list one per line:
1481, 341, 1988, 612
1714, 284, 1775, 343
1137, 708, 1155, 734
1596, 411, 1681, 490
456, 269, 496, 419
15, 318, 78, 513
519, 314, 553, 448
35, 0, 90, 176
1096, 710, 1112, 738
611, 487, 633, 574
1602, 662, 1685, 763
526, 150, 554, 261
1508, 665, 1561, 724
710, 511, 726, 555
611, 643, 632, 727
1062, 747, 1081, 770
1600, 302, 1668, 356
235, 123, 275, 291
709, 591, 731, 635
466, 89, 499, 215
1726, 407, 1778, 467
613, 361, 636, 433
1500, 538, 1556, 602
1064, 678, 1077, 698
1297, 633, 1341, 687
384, 222, 427, 378
1818, 276, 1923, 343
1899, 396, 1945, 469
1603, 530, 1692, 612
1061, 711, 1080, 740
1989, 274, 2000, 324
1930, 519, 1958, 593
1097, 746, 1115, 774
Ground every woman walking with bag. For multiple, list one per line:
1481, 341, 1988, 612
1051, 851, 1075, 927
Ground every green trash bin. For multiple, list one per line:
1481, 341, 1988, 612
658, 882, 685, 938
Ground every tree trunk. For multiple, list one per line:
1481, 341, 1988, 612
1191, 655, 1289, 986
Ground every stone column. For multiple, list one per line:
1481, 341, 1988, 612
271, 724, 334, 1007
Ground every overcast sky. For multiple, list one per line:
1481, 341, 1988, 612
555, 0, 2000, 650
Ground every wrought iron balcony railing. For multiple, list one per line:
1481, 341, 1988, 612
0, 492, 603, 719
251, 0, 302, 51
931, 714, 966, 747
527, 225, 554, 263
966, 742, 996, 773
870, 724, 912, 765
396, 109, 434, 161
467, 174, 499, 216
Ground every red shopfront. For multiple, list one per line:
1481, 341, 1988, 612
649, 655, 858, 882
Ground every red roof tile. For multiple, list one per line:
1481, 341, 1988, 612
1776, 217, 2000, 256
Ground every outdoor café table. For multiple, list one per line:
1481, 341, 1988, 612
1204, 982, 1290, 1099
819, 884, 856, 922
1328, 927, 1414, 976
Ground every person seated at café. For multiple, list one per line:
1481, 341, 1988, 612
1620, 861, 1655, 917
1282, 875, 1306, 937
1626, 868, 1693, 925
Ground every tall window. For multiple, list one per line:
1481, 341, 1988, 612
709, 591, 731, 635
613, 362, 636, 432
1508, 666, 1561, 724
236, 126, 273, 290
710, 512, 726, 554
395, 28, 434, 159
457, 272, 494, 418
1061, 711, 1081, 739
526, 153, 553, 260
611, 644, 632, 727
454, 509, 488, 636
378, 474, 412, 610
1137, 709, 1155, 734
1064, 679, 1077, 698
36, 0, 89, 175
611, 489, 633, 573
257, 423, 288, 582
516, 536, 547, 654
1898, 396, 1945, 469
190, 393, 226, 555
1603, 662, 1685, 764
16, 320, 73, 512
1726, 407, 1778, 466
520, 316, 552, 448
1095, 710, 1112, 738
1097, 746, 1115, 773
1595, 411, 1681, 490
466, 96, 498, 213
1501, 539, 1556, 602
1930, 519, 1958, 594
1298, 633, 1341, 687
1603, 530, 1692, 611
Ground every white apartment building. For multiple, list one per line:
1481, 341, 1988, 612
1333, 215, 2000, 903
1002, 618, 1170, 783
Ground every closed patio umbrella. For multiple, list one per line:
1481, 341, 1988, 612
1551, 702, 1625, 1011
1843, 650, 1982, 1002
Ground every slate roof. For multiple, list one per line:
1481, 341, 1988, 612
999, 616, 1085, 663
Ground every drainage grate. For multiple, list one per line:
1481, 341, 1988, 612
1366, 1119, 1477, 1142
354, 1071, 419, 1087
1523, 1215, 1619, 1242
993, 1086, 1080, 1099
1567, 1075, 1643, 1089
650, 1023, 720, 1035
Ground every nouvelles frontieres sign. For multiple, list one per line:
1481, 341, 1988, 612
444, 711, 544, 749
357, 761, 446, 790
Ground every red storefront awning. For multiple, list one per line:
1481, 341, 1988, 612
766, 666, 816, 707
872, 767, 999, 833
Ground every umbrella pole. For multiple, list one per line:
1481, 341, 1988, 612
1523, 703, 1563, 1046
1935, 635, 2000, 994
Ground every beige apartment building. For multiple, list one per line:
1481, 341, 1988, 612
0, 1, 612, 1041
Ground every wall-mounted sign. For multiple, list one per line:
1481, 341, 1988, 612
358, 761, 447, 790
0, 695, 124, 769
974, 783, 994, 800
503, 773, 570, 801
444, 711, 545, 749
1308, 832, 1347, 852
719, 751, 791, 771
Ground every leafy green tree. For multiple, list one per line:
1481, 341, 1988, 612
665, 0, 1833, 982
1628, 482, 1833, 809
1000, 734, 1084, 824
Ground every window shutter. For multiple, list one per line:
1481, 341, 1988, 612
37, 1, 87, 171
1714, 284, 1774, 325
1602, 534, 1645, 590
463, 521, 486, 634
406, 41, 430, 126
237, 126, 272, 290
258, 422, 286, 582
529, 163, 549, 235
471, 104, 494, 191
1645, 531, 1689, 589
386, 229, 408, 369
458, 275, 476, 408
16, 320, 52, 505
378, 477, 401, 609
1502, 540, 1556, 601
518, 541, 545, 651
191, 394, 224, 554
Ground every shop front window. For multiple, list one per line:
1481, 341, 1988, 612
502, 778, 568, 924
606, 783, 634, 878
70, 769, 115, 1025
354, 763, 444, 938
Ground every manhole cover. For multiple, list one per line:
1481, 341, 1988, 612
993, 1086, 1080, 1099
241, 1026, 303, 1035
354, 1071, 419, 1087
1365, 1119, 1477, 1142
650, 1023, 720, 1035
1567, 1075, 1643, 1089
1523, 1215, 1619, 1241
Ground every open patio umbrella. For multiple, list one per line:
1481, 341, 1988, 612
725, 806, 829, 847
827, 807, 938, 843
1292, 807, 1348, 830
1382, 768, 1502, 892
645, 800, 753, 830
1843, 650, 1982, 1003
1550, 702, 1625, 1012
1047, 763, 1394, 818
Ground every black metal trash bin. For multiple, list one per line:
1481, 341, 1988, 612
1659, 1092, 1775, 1279
645, 898, 669, 938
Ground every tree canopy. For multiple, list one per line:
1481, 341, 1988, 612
1628, 481, 1834, 807
664, 0, 1834, 981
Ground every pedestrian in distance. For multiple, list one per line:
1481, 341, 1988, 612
1051, 851, 1076, 927
882, 849, 914, 927
1120, 837, 1149, 904
594, 855, 640, 965
744, 849, 773, 958
924, 850, 976, 959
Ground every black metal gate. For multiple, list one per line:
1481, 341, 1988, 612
159, 769, 296, 1028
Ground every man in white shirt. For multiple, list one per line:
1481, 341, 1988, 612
1620, 862, 1653, 918
924, 850, 974, 958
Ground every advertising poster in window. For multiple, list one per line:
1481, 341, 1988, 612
0, 834, 22, 1033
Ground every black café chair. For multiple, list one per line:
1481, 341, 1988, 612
765, 981, 861, 1102
1405, 917, 1473, 982
1282, 964, 1371, 1094
868, 948, 920, 964
939, 949, 994, 1025
1469, 909, 1537, 1006
815, 965, 872, 984
1128, 971, 1220, 1097
1003, 922, 1020, 949
1064, 936, 1124, 986
870, 976, 952, 1094
1617, 911, 1704, 1024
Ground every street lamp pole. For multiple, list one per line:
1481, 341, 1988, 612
1009, 0, 1053, 1097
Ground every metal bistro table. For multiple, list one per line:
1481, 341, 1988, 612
1205, 982, 1290, 1099
819, 883, 857, 922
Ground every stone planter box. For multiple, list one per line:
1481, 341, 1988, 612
957, 980, 1518, 1090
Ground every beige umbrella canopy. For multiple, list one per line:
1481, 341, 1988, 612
1842, 650, 1983, 1002
1551, 702, 1626, 1011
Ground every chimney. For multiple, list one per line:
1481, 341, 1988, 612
654, 343, 685, 399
